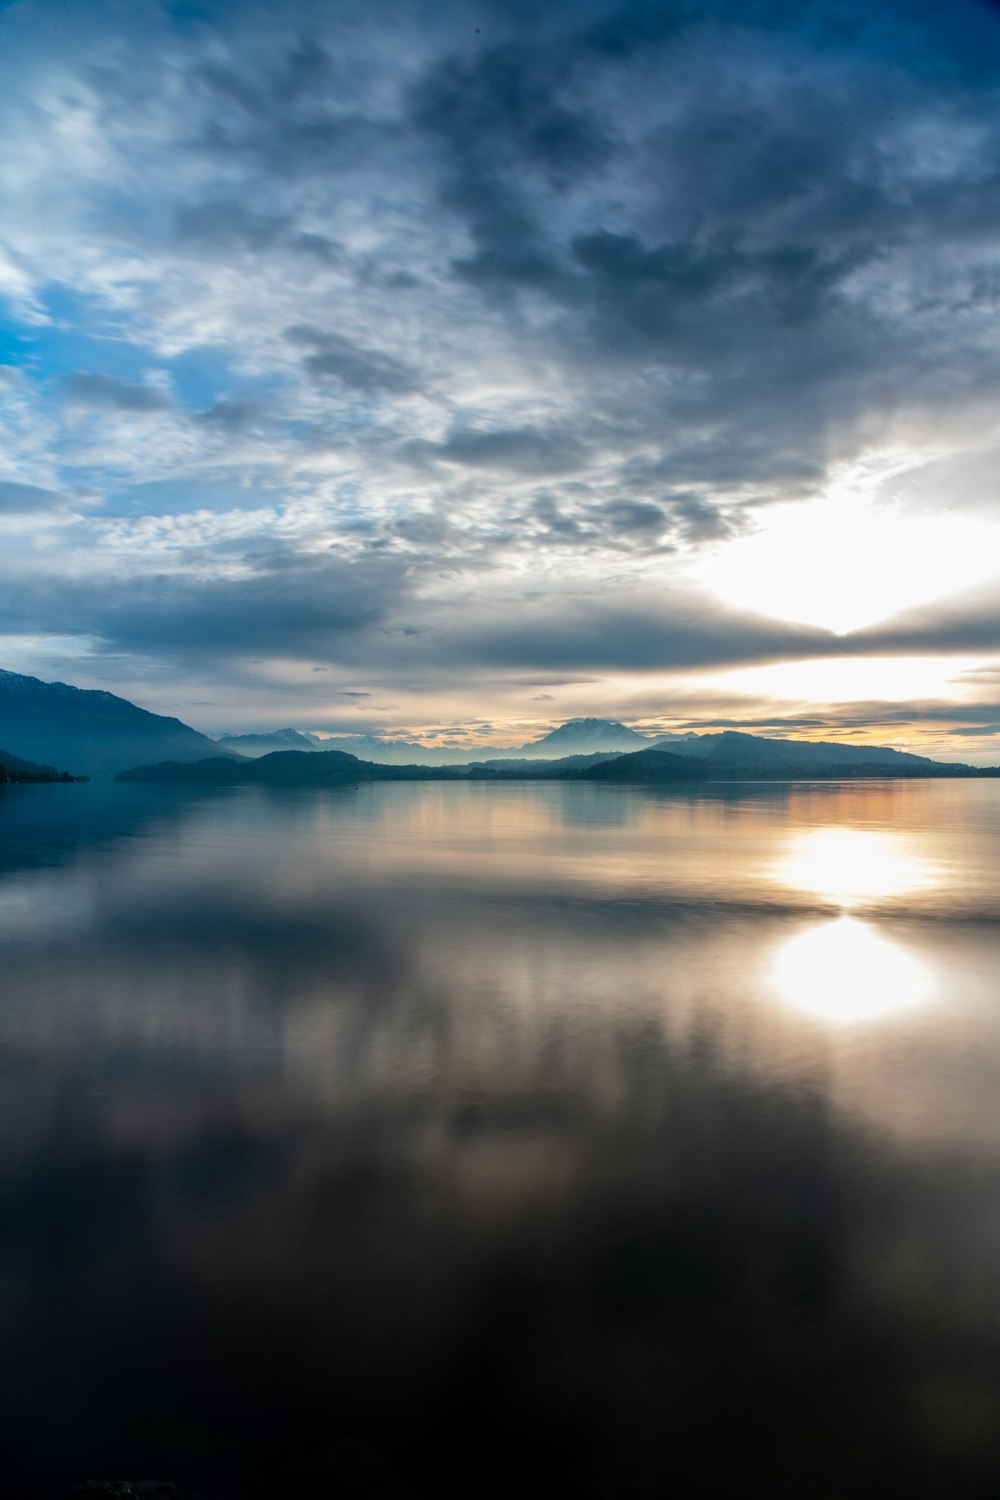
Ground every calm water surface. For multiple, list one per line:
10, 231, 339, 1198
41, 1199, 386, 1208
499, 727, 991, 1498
2, 779, 1000, 1497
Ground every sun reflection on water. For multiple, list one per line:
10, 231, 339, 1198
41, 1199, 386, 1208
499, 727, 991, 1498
777, 827, 933, 907
773, 917, 930, 1026
772, 827, 936, 1025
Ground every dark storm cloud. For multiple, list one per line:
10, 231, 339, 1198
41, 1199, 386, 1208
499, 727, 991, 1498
412, 41, 612, 182
393, 2, 1000, 504
7, 0, 1000, 708
0, 482, 71, 514
670, 494, 734, 543
0, 540, 835, 676
678, 704, 1000, 729
196, 397, 267, 431
101, 567, 392, 656
175, 198, 288, 249
191, 34, 386, 176
431, 426, 587, 475
411, 39, 613, 294
596, 499, 666, 534
0, 550, 407, 663
402, 52, 888, 513
6, 540, 996, 686
436, 594, 837, 673
63, 373, 173, 413
286, 328, 418, 395
580, 0, 1000, 73
175, 199, 343, 263
517, 494, 673, 552
861, 594, 1000, 656
571, 230, 875, 343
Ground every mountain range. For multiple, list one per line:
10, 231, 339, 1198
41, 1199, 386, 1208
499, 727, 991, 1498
212, 728, 324, 756
1, 746, 59, 776
1, 670, 985, 781
0, 746, 83, 782
0, 668, 225, 777
115, 749, 624, 786
644, 729, 935, 770
214, 720, 937, 770
213, 717, 657, 764
116, 741, 996, 787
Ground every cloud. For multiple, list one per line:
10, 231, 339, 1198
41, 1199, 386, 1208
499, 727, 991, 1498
286, 328, 419, 395
431, 425, 586, 476
441, 594, 837, 673
596, 499, 666, 534
175, 199, 343, 264
63, 373, 173, 413
0, 482, 72, 514
411, 39, 613, 293
196, 397, 267, 431
175, 198, 289, 250
0, 0, 999, 724
0, 548, 408, 665
191, 33, 387, 178
858, 592, 1000, 657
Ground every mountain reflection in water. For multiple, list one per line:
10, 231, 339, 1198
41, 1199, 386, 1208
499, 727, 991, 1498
2, 780, 1000, 1498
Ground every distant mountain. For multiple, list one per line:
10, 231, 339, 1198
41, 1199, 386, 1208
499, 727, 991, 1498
474, 752, 621, 773
224, 720, 653, 766
647, 731, 702, 749
0, 746, 84, 782
572, 749, 714, 783
575, 741, 991, 782
118, 749, 630, 785
648, 730, 935, 770
118, 740, 995, 787
0, 668, 228, 777
518, 718, 649, 757
1, 747, 59, 776
118, 750, 381, 785
203, 722, 964, 770
309, 735, 505, 766
213, 728, 324, 756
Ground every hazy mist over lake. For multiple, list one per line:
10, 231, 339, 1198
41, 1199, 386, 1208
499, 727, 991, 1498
3, 780, 1000, 1497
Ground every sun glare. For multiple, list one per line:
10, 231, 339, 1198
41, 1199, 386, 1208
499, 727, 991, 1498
702, 653, 981, 709
770, 831, 936, 1024
777, 828, 933, 907
698, 497, 1000, 635
773, 917, 930, 1026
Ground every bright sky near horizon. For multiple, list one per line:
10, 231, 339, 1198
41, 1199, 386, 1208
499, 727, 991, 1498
2, 0, 1000, 758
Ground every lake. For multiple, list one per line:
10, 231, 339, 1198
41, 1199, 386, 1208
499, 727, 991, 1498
2, 779, 1000, 1498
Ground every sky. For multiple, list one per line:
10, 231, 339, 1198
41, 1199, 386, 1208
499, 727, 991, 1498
2, 0, 1000, 758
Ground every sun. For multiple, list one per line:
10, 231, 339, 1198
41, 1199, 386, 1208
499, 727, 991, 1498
697, 495, 1000, 636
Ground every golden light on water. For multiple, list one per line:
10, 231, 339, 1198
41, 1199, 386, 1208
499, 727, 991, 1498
771, 825, 936, 1025
777, 827, 932, 906
773, 917, 931, 1026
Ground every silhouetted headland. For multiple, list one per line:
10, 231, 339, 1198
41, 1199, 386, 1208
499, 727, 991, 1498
115, 743, 1000, 785
0, 748, 86, 783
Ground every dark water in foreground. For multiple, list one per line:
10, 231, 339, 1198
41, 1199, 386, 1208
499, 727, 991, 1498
3, 779, 1000, 1498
